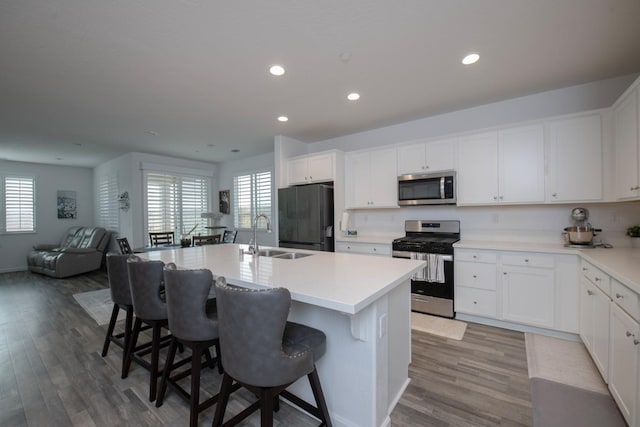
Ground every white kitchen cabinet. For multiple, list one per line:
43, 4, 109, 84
287, 152, 334, 185
613, 86, 640, 201
501, 254, 555, 328
547, 113, 604, 202
457, 125, 545, 205
345, 148, 398, 209
397, 138, 455, 175
579, 277, 611, 381
335, 241, 391, 257
609, 302, 639, 426
454, 249, 498, 317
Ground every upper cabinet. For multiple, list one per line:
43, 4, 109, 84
613, 85, 640, 201
345, 148, 398, 209
547, 113, 603, 202
457, 125, 545, 205
286, 152, 335, 186
397, 138, 455, 175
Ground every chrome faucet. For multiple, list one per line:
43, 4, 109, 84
249, 213, 272, 255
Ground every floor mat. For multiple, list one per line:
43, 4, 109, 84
410, 312, 467, 340
73, 288, 121, 325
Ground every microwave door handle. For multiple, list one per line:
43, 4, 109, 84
440, 177, 445, 199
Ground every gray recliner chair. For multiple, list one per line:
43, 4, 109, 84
27, 226, 110, 278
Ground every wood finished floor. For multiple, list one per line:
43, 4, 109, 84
0, 270, 532, 426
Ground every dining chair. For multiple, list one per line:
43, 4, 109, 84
116, 237, 133, 254
221, 230, 237, 243
149, 231, 174, 246
212, 277, 332, 427
192, 234, 221, 246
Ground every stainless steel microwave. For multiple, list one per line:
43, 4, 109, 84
397, 171, 456, 205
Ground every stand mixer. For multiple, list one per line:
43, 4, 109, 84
563, 207, 602, 247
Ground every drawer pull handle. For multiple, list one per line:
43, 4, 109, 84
524, 259, 529, 262
635, 339, 640, 346
473, 255, 477, 259
582, 267, 588, 272
616, 293, 624, 299
594, 277, 601, 282
587, 290, 594, 296
473, 275, 477, 278
473, 301, 477, 304
626, 331, 634, 337
503, 272, 507, 275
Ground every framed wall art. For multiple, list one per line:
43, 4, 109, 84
57, 190, 77, 219
219, 189, 230, 214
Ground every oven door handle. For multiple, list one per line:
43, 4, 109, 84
392, 251, 453, 262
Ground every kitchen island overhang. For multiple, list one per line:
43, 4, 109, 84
141, 244, 426, 427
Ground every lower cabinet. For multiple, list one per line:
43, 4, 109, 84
335, 241, 391, 257
579, 276, 611, 381
609, 302, 639, 426
454, 249, 577, 332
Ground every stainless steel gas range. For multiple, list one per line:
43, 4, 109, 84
392, 220, 460, 318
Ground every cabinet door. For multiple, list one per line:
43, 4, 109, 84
501, 265, 554, 328
287, 158, 309, 185
397, 143, 427, 175
307, 153, 333, 183
614, 90, 640, 200
424, 138, 455, 172
498, 125, 545, 203
591, 280, 611, 381
369, 148, 398, 207
579, 278, 594, 351
457, 132, 499, 205
345, 152, 372, 209
548, 114, 603, 202
609, 303, 639, 425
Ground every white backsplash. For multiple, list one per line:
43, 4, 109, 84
344, 202, 640, 247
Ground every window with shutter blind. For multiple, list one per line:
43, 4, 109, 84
145, 171, 210, 239
97, 174, 119, 230
233, 170, 272, 229
2, 175, 35, 233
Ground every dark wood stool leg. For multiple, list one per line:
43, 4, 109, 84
123, 318, 142, 378
308, 368, 332, 427
149, 322, 162, 402
155, 336, 178, 408
121, 306, 134, 378
189, 345, 202, 427
260, 388, 274, 427
214, 341, 223, 374
101, 304, 119, 356
212, 373, 233, 426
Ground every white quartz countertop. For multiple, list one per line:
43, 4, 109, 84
455, 239, 640, 294
139, 244, 425, 315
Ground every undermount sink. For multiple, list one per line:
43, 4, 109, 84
257, 249, 286, 257
273, 252, 313, 260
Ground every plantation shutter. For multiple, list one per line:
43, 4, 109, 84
181, 176, 209, 236
4, 176, 35, 232
98, 175, 119, 230
146, 173, 178, 234
233, 170, 272, 229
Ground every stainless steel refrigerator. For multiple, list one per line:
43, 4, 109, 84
278, 184, 334, 251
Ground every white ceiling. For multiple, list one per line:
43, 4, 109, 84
1, 0, 640, 167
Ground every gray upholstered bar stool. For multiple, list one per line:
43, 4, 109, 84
212, 278, 332, 427
101, 253, 135, 378
123, 256, 171, 402
155, 264, 226, 427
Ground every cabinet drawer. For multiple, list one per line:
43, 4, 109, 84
455, 250, 497, 263
580, 260, 611, 295
455, 287, 497, 317
611, 279, 640, 322
456, 261, 497, 290
335, 242, 391, 257
501, 253, 554, 268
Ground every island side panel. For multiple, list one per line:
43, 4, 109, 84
287, 281, 411, 427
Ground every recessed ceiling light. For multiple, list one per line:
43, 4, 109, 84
277, 116, 289, 122
462, 53, 480, 65
269, 65, 286, 76
144, 130, 158, 136
207, 144, 215, 148
56, 157, 63, 161
347, 92, 360, 101
231, 149, 240, 153
72, 142, 82, 146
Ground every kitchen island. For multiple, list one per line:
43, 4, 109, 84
141, 243, 425, 427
